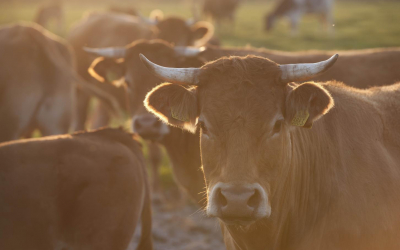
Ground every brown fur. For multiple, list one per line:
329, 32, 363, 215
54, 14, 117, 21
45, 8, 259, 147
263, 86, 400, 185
145, 55, 400, 250
201, 45, 400, 88
0, 128, 152, 250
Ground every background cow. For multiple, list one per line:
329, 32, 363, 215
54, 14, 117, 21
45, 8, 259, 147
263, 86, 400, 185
142, 53, 400, 250
0, 128, 152, 250
34, 0, 64, 35
0, 22, 119, 143
265, 0, 334, 35
68, 11, 214, 130
85, 40, 206, 206
202, 0, 241, 27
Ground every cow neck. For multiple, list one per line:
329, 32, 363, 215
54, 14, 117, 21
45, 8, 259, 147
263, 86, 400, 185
221, 124, 340, 250
160, 127, 206, 206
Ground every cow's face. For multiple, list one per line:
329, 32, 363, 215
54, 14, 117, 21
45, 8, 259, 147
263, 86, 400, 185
144, 55, 336, 226
156, 18, 214, 47
86, 40, 205, 141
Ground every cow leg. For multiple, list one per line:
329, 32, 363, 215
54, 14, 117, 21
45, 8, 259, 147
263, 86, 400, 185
0, 88, 42, 142
74, 88, 91, 131
90, 101, 111, 129
36, 90, 73, 136
148, 142, 164, 203
288, 11, 302, 36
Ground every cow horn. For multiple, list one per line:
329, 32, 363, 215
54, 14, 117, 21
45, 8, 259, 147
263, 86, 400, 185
279, 54, 339, 82
174, 46, 205, 57
83, 47, 127, 58
139, 54, 200, 85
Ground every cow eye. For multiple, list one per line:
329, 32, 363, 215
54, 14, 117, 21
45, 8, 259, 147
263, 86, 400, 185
273, 120, 283, 134
199, 121, 208, 135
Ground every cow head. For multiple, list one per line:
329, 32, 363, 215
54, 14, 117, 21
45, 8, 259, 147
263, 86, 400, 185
140, 12, 214, 47
84, 40, 205, 141
142, 54, 337, 226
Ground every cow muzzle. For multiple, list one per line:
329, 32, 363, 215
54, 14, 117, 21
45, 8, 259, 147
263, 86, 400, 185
132, 114, 170, 141
207, 183, 271, 226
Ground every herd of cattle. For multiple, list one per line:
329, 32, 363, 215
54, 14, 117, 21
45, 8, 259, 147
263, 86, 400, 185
1, 0, 400, 250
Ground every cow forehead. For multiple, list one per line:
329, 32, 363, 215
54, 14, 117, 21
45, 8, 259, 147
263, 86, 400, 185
198, 80, 284, 132
198, 56, 283, 117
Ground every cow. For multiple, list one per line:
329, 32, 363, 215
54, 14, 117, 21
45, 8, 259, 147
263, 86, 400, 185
202, 0, 241, 26
198, 45, 400, 89
84, 40, 206, 206
0, 22, 120, 143
34, 0, 64, 34
265, 0, 334, 35
68, 11, 214, 131
85, 40, 400, 206
0, 128, 152, 250
141, 53, 400, 250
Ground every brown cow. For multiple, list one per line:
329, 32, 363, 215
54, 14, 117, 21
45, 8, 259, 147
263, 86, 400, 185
0, 22, 119, 143
68, 11, 214, 130
85, 41, 400, 207
34, 1, 64, 34
142, 53, 400, 250
0, 128, 152, 250
202, 0, 241, 26
85, 40, 206, 206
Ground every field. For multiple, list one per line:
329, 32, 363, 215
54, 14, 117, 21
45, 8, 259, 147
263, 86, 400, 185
1, 0, 399, 191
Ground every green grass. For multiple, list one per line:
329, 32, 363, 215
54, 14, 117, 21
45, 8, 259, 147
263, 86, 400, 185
1, 1, 399, 50
1, 1, 399, 190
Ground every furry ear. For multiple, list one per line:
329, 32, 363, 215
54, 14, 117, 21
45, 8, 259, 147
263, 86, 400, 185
88, 57, 125, 83
285, 82, 334, 128
145, 83, 198, 132
191, 21, 214, 46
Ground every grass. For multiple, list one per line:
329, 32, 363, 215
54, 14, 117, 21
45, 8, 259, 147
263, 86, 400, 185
1, 0, 399, 190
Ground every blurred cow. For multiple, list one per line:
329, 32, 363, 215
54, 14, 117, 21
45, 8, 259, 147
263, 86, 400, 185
0, 128, 152, 250
142, 53, 400, 250
68, 11, 214, 131
85, 40, 206, 206
202, 0, 241, 26
265, 0, 334, 35
0, 22, 119, 143
34, 1, 64, 34
108, 5, 139, 16
84, 40, 400, 206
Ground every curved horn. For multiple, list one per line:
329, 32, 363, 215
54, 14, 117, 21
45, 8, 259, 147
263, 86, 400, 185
174, 46, 205, 57
280, 54, 339, 82
139, 54, 200, 85
83, 47, 126, 58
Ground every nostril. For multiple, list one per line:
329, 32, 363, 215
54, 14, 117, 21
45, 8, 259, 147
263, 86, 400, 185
153, 119, 161, 128
247, 189, 261, 209
216, 189, 227, 207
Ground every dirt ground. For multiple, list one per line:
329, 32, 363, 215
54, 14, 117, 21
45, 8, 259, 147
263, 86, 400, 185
129, 201, 226, 250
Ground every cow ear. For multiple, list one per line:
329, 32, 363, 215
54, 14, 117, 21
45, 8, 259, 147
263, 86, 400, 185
88, 57, 126, 83
191, 21, 214, 46
285, 82, 334, 128
145, 83, 198, 133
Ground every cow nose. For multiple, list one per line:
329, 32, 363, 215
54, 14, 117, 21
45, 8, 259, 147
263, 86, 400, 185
132, 114, 169, 141
208, 183, 270, 225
